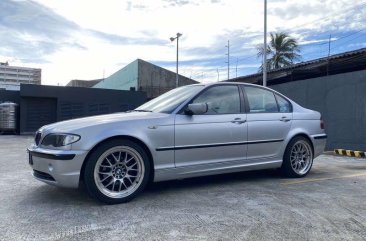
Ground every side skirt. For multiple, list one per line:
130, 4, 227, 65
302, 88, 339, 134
153, 159, 282, 182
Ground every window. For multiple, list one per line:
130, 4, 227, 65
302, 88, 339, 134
192, 85, 240, 114
244, 86, 278, 113
275, 94, 291, 113
136, 85, 204, 113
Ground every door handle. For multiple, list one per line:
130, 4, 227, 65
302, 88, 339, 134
231, 118, 247, 124
280, 116, 291, 122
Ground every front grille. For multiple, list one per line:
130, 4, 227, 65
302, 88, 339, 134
35, 132, 42, 146
33, 170, 55, 181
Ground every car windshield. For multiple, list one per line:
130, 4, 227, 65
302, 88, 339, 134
135, 85, 204, 113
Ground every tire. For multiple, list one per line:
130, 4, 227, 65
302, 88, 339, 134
84, 139, 151, 204
281, 136, 313, 178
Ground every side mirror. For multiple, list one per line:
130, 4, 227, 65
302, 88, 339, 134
185, 103, 208, 115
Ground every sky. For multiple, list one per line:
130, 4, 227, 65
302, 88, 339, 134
0, 0, 365, 85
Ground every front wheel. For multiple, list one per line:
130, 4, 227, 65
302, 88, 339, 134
281, 137, 313, 178
84, 140, 150, 204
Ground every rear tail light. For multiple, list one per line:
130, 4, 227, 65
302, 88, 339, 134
320, 117, 325, 129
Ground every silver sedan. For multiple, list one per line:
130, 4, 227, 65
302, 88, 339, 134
28, 83, 327, 204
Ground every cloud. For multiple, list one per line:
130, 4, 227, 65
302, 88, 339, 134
125, 1, 147, 11
269, 1, 325, 20
163, 0, 192, 7
0, 0, 365, 85
87, 30, 167, 46
0, 0, 168, 64
0, 0, 83, 62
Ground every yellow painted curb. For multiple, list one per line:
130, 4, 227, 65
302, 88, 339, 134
334, 149, 366, 158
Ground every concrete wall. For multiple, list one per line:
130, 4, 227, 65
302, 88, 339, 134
270, 69, 366, 151
138, 59, 197, 99
94, 60, 138, 90
93, 59, 198, 99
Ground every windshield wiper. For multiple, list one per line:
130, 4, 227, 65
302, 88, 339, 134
133, 109, 152, 112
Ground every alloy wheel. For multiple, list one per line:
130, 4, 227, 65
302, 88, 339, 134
290, 140, 313, 175
94, 146, 145, 198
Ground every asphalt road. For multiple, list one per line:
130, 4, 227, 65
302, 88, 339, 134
0, 135, 366, 241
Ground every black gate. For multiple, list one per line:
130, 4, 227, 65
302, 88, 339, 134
23, 97, 57, 133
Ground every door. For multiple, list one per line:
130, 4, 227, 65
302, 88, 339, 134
243, 86, 292, 160
174, 85, 247, 167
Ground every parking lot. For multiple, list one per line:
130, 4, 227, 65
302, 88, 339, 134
0, 135, 365, 241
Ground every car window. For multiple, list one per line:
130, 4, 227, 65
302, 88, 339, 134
136, 85, 204, 113
275, 94, 291, 113
244, 86, 278, 113
192, 85, 240, 114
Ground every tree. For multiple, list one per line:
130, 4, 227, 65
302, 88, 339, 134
257, 32, 301, 71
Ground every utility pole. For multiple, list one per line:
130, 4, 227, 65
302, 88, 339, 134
170, 33, 182, 88
263, 0, 267, 86
217, 68, 220, 81
328, 34, 332, 57
236, 58, 238, 78
225, 40, 230, 80
327, 34, 331, 75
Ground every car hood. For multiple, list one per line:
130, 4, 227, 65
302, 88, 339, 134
40, 111, 169, 133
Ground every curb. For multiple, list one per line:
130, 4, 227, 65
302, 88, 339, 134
334, 149, 366, 158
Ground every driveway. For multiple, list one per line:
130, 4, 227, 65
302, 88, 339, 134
0, 135, 365, 241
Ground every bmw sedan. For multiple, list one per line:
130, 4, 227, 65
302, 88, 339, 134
28, 83, 327, 204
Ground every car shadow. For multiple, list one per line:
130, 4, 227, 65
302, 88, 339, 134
24, 169, 281, 205
146, 169, 281, 194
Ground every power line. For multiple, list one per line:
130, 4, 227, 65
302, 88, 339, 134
179, 3, 366, 81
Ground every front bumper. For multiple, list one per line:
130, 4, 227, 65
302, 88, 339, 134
27, 145, 88, 188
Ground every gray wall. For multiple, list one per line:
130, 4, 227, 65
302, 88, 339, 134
270, 69, 366, 151
138, 59, 197, 99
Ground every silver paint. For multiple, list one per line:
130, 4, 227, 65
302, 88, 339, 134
28, 83, 327, 188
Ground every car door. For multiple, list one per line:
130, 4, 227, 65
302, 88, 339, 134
243, 86, 292, 160
174, 84, 247, 167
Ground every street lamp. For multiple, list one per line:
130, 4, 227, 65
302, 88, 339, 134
170, 33, 182, 88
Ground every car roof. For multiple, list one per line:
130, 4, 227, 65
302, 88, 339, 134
195, 81, 272, 90
189, 82, 257, 87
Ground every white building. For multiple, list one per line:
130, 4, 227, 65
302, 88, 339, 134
0, 62, 41, 91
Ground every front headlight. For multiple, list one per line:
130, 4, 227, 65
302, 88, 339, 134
41, 134, 80, 148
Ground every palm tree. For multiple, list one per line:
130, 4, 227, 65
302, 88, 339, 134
257, 32, 301, 71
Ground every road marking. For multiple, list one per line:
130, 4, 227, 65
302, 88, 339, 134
281, 172, 366, 185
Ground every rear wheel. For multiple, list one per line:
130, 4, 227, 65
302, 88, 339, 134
281, 137, 313, 178
84, 140, 150, 204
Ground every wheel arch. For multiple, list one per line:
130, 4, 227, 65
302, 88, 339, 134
79, 135, 155, 184
285, 133, 314, 157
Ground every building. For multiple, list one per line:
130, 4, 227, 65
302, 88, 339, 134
0, 62, 41, 91
66, 79, 103, 88
228, 48, 366, 151
93, 59, 198, 99
0, 84, 146, 134
229, 48, 366, 85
